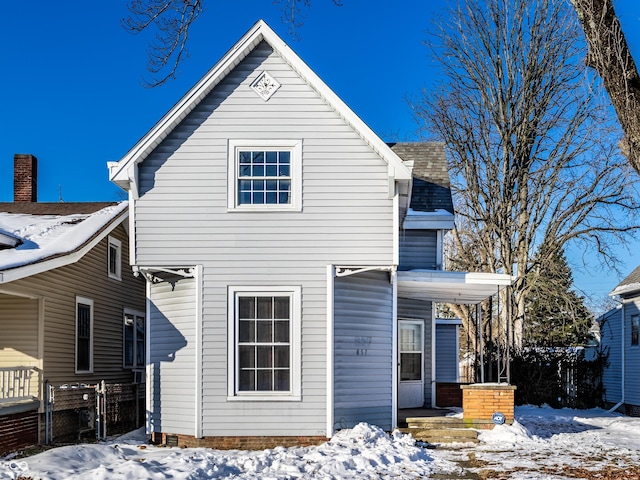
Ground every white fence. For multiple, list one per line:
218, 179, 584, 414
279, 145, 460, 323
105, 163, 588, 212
0, 366, 39, 403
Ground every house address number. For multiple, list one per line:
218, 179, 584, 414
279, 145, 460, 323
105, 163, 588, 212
355, 336, 372, 356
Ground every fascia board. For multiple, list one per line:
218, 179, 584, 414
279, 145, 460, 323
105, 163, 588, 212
109, 20, 412, 188
0, 209, 129, 284
610, 283, 640, 298
402, 213, 455, 230
109, 21, 267, 186
259, 23, 412, 181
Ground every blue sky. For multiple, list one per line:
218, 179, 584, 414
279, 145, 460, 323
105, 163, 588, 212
1, 0, 639, 307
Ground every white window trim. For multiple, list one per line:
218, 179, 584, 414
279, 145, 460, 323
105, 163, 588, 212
227, 139, 302, 211
631, 314, 640, 348
108, 236, 122, 281
75, 296, 94, 374
227, 285, 302, 401
123, 308, 146, 369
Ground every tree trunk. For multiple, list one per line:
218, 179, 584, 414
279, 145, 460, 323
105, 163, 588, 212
571, 0, 640, 173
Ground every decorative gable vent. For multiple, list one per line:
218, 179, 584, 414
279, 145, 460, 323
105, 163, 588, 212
250, 71, 280, 101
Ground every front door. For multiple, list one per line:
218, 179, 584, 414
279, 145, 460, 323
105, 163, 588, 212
398, 320, 424, 409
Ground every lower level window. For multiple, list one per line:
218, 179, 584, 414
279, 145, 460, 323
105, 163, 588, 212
76, 296, 93, 373
124, 310, 145, 368
228, 286, 301, 399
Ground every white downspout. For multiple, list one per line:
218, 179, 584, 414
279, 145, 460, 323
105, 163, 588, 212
431, 304, 437, 407
326, 265, 335, 437
145, 279, 152, 436
391, 268, 398, 429
194, 265, 203, 438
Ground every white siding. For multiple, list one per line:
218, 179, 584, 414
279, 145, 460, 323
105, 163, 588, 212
333, 272, 393, 430
398, 298, 433, 407
135, 43, 395, 436
600, 308, 622, 405
149, 278, 197, 435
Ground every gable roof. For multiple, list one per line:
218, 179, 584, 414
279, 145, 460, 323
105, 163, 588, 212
0, 202, 128, 283
610, 264, 640, 297
389, 142, 454, 214
108, 19, 411, 191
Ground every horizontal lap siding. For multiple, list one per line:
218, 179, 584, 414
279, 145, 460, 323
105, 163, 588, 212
0, 295, 39, 366
625, 301, 640, 406
135, 42, 394, 436
149, 279, 197, 435
398, 298, 433, 407
600, 309, 622, 404
398, 230, 437, 271
435, 324, 458, 382
3, 225, 145, 386
333, 272, 393, 430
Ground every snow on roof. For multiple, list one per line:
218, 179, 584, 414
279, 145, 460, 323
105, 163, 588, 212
0, 202, 127, 278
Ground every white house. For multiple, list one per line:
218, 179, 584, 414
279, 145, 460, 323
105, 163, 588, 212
108, 20, 512, 448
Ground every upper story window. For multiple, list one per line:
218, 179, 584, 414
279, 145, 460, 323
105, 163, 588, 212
632, 314, 639, 347
228, 140, 302, 211
108, 236, 122, 281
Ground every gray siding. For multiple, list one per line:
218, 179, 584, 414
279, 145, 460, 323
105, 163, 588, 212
134, 43, 395, 436
149, 278, 197, 435
398, 298, 433, 407
398, 230, 437, 271
435, 324, 458, 382
333, 271, 393, 431
600, 308, 622, 405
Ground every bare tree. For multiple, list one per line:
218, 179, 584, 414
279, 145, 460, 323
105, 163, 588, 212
570, 0, 640, 174
123, 0, 342, 87
414, 0, 640, 348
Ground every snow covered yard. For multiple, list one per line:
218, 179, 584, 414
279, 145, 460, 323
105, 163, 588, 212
2, 406, 640, 479
430, 405, 640, 479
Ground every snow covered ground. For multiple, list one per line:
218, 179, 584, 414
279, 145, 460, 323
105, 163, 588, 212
2, 405, 639, 479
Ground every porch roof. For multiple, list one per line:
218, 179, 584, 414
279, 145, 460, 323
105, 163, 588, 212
397, 270, 514, 305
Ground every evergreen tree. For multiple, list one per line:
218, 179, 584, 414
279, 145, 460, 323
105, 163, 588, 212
523, 242, 594, 347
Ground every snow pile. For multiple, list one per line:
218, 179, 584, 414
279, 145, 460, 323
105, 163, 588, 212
3, 407, 640, 479
1, 423, 460, 480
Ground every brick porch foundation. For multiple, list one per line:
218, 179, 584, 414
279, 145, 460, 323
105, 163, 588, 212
461, 383, 516, 427
150, 432, 328, 450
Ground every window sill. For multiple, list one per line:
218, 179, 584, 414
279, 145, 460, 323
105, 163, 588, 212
227, 394, 301, 402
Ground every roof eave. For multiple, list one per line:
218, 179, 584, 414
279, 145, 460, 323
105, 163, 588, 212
108, 19, 412, 188
609, 283, 640, 298
0, 207, 129, 284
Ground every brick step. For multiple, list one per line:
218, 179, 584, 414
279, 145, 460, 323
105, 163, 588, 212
398, 427, 479, 444
406, 417, 494, 430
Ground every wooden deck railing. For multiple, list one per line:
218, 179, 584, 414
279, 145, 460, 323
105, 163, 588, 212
0, 366, 39, 403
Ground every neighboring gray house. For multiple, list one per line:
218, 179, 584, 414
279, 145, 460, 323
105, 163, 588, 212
108, 20, 512, 448
600, 265, 640, 417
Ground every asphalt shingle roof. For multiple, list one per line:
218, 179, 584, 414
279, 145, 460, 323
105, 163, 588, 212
389, 142, 454, 214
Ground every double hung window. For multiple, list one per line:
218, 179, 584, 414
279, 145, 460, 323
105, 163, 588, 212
124, 310, 146, 368
108, 236, 122, 281
228, 140, 302, 211
75, 296, 93, 373
228, 286, 301, 400
632, 314, 639, 347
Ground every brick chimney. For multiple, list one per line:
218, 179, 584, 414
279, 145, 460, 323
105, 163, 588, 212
14, 154, 38, 202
